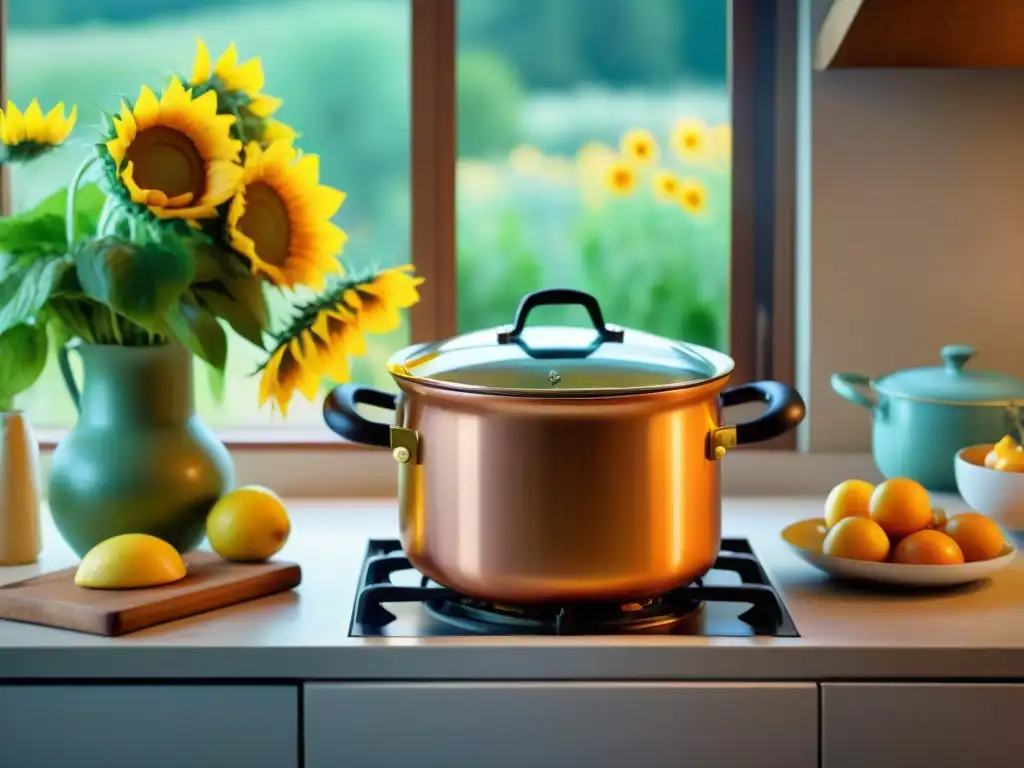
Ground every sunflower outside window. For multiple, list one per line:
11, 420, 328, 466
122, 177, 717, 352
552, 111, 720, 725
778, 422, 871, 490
0, 37, 422, 419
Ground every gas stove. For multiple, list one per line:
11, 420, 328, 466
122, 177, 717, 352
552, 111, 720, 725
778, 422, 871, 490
350, 539, 799, 637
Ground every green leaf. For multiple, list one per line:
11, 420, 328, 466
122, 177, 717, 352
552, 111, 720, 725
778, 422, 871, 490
0, 257, 71, 337
204, 360, 226, 403
192, 240, 251, 283
0, 323, 49, 408
73, 236, 195, 332
0, 213, 67, 259
0, 183, 108, 262
165, 297, 228, 372
195, 278, 268, 348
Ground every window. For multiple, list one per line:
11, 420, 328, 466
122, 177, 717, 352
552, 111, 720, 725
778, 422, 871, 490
1, 0, 794, 483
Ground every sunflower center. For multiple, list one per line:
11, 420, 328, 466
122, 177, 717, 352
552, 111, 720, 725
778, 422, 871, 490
125, 126, 206, 200
238, 182, 292, 266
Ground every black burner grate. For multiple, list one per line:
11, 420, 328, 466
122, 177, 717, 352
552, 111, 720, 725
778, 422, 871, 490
350, 539, 799, 637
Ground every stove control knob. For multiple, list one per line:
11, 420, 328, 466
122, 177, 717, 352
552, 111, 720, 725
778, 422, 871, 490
393, 446, 411, 464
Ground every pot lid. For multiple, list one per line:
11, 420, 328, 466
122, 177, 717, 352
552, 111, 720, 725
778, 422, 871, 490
875, 345, 1024, 403
387, 289, 735, 396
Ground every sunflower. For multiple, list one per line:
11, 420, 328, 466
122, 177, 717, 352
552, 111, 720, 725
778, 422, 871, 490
677, 178, 708, 216
671, 117, 711, 164
227, 140, 347, 291
259, 266, 424, 414
604, 160, 636, 196
0, 99, 76, 163
620, 128, 658, 166
104, 77, 242, 221
651, 169, 681, 202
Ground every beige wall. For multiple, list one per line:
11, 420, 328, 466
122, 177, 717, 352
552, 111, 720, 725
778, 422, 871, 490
799, 0, 1024, 452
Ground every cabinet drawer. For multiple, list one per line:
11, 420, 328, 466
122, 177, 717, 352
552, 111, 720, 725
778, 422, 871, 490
822, 682, 1024, 767
305, 682, 817, 768
0, 684, 298, 768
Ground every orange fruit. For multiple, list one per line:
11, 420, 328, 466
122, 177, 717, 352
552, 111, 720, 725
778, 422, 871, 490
942, 513, 1005, 562
822, 517, 890, 562
869, 478, 933, 538
931, 507, 948, 530
824, 479, 875, 529
892, 529, 964, 565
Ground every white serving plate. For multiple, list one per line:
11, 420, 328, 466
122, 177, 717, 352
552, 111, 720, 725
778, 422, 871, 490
781, 518, 1017, 587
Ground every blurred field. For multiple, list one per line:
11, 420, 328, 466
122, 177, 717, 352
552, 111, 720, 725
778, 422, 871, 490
8, 0, 729, 432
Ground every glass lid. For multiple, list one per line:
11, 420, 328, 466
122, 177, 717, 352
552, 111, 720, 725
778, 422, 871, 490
386, 289, 735, 396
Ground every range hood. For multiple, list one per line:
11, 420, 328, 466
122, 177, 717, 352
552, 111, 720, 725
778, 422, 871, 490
816, 0, 1024, 69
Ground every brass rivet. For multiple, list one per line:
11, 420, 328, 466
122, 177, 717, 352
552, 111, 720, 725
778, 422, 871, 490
714, 445, 727, 460
393, 446, 411, 464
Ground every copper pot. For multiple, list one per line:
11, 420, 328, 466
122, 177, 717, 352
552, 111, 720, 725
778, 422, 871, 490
325, 289, 804, 603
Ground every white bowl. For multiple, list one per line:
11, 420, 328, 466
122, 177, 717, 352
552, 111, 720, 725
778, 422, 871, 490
955, 444, 1024, 532
781, 518, 1017, 588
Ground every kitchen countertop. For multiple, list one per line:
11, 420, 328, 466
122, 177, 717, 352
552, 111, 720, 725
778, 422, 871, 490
1, 496, 1023, 682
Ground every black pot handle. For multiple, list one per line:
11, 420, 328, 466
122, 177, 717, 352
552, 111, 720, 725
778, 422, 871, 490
323, 384, 397, 448
497, 288, 625, 345
709, 381, 806, 460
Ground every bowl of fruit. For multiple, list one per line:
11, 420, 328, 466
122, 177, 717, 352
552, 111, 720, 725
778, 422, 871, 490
955, 433, 1024, 532
781, 477, 1016, 587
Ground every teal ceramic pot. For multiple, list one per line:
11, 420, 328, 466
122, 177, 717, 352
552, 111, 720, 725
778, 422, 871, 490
832, 345, 1024, 492
48, 343, 235, 557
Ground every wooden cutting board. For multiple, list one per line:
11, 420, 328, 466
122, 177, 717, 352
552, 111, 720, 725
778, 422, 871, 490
0, 552, 302, 637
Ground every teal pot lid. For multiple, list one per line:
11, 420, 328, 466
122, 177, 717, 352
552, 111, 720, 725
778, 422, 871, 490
875, 345, 1024, 404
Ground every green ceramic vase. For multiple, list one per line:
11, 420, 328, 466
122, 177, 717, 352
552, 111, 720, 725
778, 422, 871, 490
48, 343, 235, 557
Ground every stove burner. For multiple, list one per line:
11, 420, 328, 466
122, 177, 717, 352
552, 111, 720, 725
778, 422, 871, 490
425, 595, 705, 635
350, 539, 799, 637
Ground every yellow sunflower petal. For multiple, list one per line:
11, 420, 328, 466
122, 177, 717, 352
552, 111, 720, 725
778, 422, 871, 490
228, 57, 264, 95
3, 102, 25, 144
261, 119, 296, 145
213, 43, 239, 81
23, 100, 45, 143
258, 345, 286, 407
45, 103, 76, 144
191, 38, 212, 84
249, 94, 283, 118
133, 86, 161, 132
295, 332, 323, 401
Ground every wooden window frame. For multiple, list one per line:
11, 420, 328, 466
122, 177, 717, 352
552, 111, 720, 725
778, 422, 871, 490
2, 0, 796, 456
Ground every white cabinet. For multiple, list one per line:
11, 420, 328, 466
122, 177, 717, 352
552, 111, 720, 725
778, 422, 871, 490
0, 685, 299, 768
822, 683, 1024, 766
304, 682, 818, 768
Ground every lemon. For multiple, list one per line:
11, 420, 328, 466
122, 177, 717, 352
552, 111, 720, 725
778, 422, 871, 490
869, 477, 933, 538
824, 479, 875, 528
822, 517, 890, 562
892, 529, 964, 565
943, 512, 1006, 562
75, 534, 187, 589
206, 485, 291, 562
